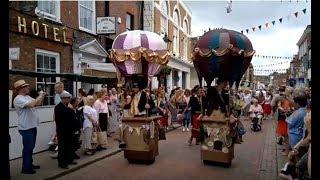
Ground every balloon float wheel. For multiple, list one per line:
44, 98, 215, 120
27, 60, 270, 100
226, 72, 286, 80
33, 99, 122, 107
146, 157, 155, 165
203, 160, 210, 165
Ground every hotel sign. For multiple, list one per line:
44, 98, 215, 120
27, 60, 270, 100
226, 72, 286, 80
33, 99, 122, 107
96, 17, 116, 34
13, 16, 71, 44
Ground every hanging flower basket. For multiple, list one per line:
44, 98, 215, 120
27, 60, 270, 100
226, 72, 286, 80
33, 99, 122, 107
161, 66, 172, 75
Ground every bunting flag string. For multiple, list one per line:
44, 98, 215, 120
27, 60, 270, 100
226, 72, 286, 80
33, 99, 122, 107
253, 61, 291, 68
254, 68, 288, 72
240, 8, 308, 34
253, 55, 294, 59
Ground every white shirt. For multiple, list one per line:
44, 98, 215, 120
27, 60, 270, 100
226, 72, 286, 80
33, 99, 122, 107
243, 94, 252, 105
249, 104, 263, 118
83, 105, 98, 129
13, 95, 39, 130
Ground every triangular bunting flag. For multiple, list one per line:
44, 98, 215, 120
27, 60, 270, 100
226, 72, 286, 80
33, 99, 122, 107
294, 12, 298, 18
258, 25, 262, 30
265, 22, 269, 28
252, 27, 256, 32
287, 15, 290, 21
302, 9, 306, 14
246, 29, 249, 33
272, 21, 275, 25
279, 18, 283, 23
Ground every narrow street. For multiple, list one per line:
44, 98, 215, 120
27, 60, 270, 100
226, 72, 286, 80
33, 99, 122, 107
57, 118, 277, 180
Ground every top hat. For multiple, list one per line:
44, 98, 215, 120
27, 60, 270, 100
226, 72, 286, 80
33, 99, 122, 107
14, 80, 29, 89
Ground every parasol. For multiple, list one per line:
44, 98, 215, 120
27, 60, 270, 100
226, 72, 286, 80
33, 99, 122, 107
109, 30, 170, 87
191, 28, 255, 88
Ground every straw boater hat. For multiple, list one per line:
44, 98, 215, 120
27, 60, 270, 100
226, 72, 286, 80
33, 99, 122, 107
14, 80, 29, 89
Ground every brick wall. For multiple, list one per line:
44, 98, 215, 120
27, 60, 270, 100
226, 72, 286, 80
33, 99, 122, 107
108, 1, 142, 40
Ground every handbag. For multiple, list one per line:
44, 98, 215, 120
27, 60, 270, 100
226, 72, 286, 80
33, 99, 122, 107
91, 128, 98, 144
158, 128, 166, 140
235, 120, 246, 136
96, 126, 108, 145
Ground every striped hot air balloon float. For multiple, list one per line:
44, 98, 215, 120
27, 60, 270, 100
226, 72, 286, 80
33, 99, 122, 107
109, 30, 170, 86
191, 28, 255, 88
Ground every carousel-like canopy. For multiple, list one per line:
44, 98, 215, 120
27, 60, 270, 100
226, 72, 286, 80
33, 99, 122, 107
109, 30, 170, 86
191, 28, 255, 87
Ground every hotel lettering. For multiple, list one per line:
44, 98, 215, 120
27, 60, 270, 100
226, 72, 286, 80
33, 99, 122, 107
17, 16, 69, 44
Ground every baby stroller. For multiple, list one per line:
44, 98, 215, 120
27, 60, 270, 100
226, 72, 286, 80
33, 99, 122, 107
251, 112, 262, 132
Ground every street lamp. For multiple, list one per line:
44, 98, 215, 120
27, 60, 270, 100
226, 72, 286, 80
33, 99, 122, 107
163, 33, 172, 50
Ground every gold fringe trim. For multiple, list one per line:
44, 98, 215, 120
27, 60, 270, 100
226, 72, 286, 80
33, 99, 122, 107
109, 47, 170, 65
190, 44, 255, 61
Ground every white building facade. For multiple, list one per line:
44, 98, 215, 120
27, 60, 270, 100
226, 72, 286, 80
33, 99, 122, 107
144, 0, 194, 91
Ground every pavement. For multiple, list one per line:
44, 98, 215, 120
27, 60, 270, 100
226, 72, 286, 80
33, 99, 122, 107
10, 117, 288, 180
9, 124, 182, 180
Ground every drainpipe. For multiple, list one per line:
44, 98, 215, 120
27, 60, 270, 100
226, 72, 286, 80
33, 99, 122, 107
140, 1, 144, 30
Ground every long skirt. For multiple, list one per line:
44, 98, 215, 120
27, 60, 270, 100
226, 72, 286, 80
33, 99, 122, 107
276, 118, 288, 136
191, 113, 201, 142
82, 127, 93, 150
98, 113, 108, 131
169, 107, 178, 123
108, 104, 119, 133
263, 103, 272, 115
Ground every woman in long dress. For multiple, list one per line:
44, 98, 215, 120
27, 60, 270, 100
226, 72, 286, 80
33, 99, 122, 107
263, 92, 273, 119
93, 89, 109, 150
108, 88, 121, 135
187, 87, 206, 145
167, 89, 180, 125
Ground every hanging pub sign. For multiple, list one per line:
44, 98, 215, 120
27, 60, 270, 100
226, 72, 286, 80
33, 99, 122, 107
96, 17, 116, 34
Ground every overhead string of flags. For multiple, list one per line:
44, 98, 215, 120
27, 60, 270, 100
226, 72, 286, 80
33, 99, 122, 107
254, 69, 288, 72
253, 55, 294, 59
240, 8, 307, 34
253, 60, 291, 68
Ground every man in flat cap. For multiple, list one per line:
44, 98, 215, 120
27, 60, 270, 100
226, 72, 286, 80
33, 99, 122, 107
13, 80, 45, 174
54, 91, 78, 169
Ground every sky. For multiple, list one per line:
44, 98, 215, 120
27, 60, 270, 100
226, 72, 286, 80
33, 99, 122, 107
183, 0, 311, 75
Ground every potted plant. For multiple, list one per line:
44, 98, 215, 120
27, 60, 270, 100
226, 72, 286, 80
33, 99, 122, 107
161, 66, 172, 75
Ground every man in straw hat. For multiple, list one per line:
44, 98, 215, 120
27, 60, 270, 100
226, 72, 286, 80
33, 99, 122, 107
13, 80, 45, 174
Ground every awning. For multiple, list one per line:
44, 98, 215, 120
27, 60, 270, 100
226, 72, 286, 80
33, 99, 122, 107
9, 69, 116, 84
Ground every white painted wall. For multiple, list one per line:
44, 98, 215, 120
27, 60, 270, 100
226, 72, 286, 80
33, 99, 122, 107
9, 106, 56, 160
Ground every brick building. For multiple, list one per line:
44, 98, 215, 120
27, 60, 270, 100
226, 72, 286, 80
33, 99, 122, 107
9, 2, 74, 105
9, 1, 121, 104
144, 0, 193, 90
8, 0, 143, 160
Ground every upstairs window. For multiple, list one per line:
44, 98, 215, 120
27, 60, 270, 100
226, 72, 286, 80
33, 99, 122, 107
36, 1, 60, 21
79, 0, 95, 33
126, 13, 134, 31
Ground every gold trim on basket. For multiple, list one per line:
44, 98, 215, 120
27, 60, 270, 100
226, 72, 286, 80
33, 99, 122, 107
109, 47, 170, 65
190, 44, 255, 61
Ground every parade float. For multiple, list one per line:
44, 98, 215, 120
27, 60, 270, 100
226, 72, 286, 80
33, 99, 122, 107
191, 28, 255, 167
109, 30, 170, 164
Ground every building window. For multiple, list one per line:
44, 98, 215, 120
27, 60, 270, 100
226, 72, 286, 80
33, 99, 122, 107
36, 0, 60, 21
35, 49, 60, 106
183, 20, 188, 60
173, 10, 179, 55
126, 13, 134, 31
160, 0, 168, 35
79, 0, 95, 33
